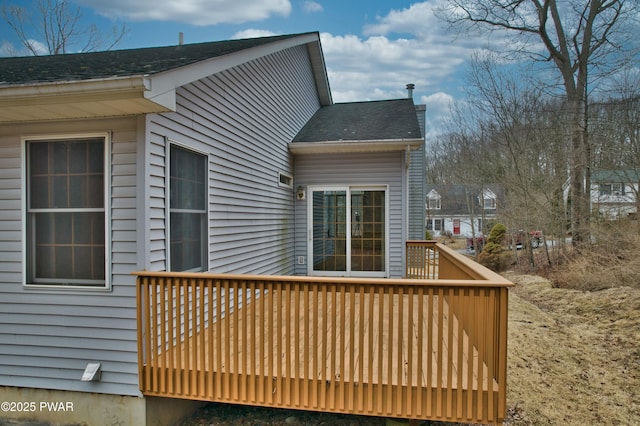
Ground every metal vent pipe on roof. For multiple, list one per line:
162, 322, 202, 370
406, 83, 415, 99
179, 32, 184, 45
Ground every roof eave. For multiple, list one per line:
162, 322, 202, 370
0, 74, 149, 95
0, 75, 172, 123
290, 138, 424, 154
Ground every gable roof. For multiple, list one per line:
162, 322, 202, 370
425, 184, 504, 216
290, 98, 423, 154
0, 32, 331, 123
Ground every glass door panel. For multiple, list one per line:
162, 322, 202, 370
351, 190, 385, 272
310, 187, 386, 276
312, 190, 347, 272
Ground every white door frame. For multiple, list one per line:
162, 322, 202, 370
307, 185, 389, 277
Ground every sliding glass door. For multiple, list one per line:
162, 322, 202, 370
309, 187, 387, 277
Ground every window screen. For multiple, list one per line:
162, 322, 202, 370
27, 138, 106, 286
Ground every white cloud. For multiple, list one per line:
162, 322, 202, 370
320, 32, 465, 102
302, 1, 323, 13
420, 92, 454, 113
363, 1, 444, 40
363, 1, 518, 53
420, 92, 455, 140
0, 39, 49, 56
232, 29, 280, 39
77, 0, 292, 26
26, 39, 49, 55
0, 41, 18, 57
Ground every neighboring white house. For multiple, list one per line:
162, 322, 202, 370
590, 170, 640, 219
0, 32, 425, 425
425, 184, 503, 238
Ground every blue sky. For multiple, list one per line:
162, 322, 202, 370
0, 0, 505, 137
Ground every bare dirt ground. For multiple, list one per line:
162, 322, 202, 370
180, 272, 640, 426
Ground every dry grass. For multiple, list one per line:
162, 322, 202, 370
503, 273, 640, 425
508, 225, 640, 292
448, 227, 640, 425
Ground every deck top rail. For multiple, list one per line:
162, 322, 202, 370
135, 241, 512, 424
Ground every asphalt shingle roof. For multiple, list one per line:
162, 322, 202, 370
0, 33, 310, 85
426, 184, 504, 215
292, 98, 422, 142
592, 169, 640, 183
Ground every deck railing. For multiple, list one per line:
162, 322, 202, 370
135, 241, 512, 424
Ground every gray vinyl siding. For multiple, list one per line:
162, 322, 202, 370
408, 104, 426, 240
0, 118, 141, 396
146, 45, 320, 275
0, 142, 22, 287
408, 142, 425, 240
293, 151, 405, 278
146, 125, 169, 271
0, 42, 322, 399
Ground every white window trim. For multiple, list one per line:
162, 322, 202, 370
165, 139, 210, 272
604, 183, 624, 195
427, 189, 441, 210
480, 189, 497, 209
21, 132, 112, 291
428, 197, 441, 210
484, 197, 497, 209
307, 185, 389, 278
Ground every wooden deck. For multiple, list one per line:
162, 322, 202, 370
164, 291, 494, 392
136, 241, 511, 424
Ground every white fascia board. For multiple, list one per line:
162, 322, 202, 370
306, 37, 332, 105
0, 75, 150, 105
289, 138, 424, 154
146, 33, 325, 108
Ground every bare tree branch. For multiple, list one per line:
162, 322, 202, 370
2, 0, 128, 55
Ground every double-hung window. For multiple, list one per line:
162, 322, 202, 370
481, 189, 497, 209
428, 197, 441, 210
169, 145, 207, 272
427, 189, 441, 210
483, 197, 496, 209
26, 136, 107, 288
600, 183, 623, 196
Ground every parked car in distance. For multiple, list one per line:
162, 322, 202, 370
467, 230, 543, 252
513, 230, 543, 249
